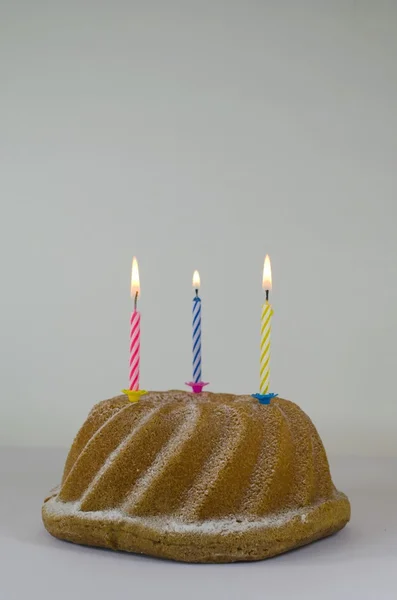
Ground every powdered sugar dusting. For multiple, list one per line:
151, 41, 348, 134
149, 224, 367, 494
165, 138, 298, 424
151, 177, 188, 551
51, 393, 343, 531
179, 404, 244, 520
62, 403, 132, 489
79, 404, 164, 506
241, 406, 282, 512
121, 403, 200, 511
43, 493, 348, 535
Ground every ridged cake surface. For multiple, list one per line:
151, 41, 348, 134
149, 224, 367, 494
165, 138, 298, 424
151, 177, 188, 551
42, 392, 350, 562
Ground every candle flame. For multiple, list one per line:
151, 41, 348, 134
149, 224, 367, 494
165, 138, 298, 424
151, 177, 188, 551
262, 255, 272, 291
131, 257, 140, 298
192, 270, 200, 289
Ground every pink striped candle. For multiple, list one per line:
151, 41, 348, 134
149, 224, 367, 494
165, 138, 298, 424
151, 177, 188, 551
129, 257, 141, 391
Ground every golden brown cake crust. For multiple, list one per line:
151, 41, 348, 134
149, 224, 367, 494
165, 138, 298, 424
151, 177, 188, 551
42, 392, 350, 563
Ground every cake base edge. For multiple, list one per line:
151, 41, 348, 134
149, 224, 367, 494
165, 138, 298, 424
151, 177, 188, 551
42, 491, 350, 563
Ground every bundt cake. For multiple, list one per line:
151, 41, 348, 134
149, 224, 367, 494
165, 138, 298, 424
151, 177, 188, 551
42, 391, 350, 563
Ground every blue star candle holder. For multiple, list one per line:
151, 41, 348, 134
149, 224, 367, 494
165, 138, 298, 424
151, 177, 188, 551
252, 392, 278, 405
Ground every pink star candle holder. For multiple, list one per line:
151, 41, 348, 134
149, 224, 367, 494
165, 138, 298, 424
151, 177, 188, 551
185, 381, 209, 394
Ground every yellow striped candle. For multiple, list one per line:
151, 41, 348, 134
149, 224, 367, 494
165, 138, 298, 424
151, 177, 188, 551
260, 255, 273, 394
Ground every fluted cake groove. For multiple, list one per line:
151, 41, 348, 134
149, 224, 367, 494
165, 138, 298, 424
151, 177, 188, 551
42, 391, 350, 562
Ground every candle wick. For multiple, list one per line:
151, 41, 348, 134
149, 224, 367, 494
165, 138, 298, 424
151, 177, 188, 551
195, 289, 199, 297
266, 290, 269, 302
134, 291, 138, 311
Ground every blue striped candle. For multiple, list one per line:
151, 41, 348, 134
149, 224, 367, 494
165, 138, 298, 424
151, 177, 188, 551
192, 270, 202, 383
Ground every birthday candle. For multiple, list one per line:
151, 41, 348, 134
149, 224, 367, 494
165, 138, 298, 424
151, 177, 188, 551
129, 257, 141, 391
192, 270, 202, 383
260, 255, 273, 394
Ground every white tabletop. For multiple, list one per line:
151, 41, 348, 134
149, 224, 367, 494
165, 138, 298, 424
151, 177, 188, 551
0, 448, 396, 600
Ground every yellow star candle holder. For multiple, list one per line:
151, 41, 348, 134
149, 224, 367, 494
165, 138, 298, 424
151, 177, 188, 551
122, 389, 147, 403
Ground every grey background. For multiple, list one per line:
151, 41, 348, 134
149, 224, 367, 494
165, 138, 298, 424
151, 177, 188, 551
1, 0, 396, 455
